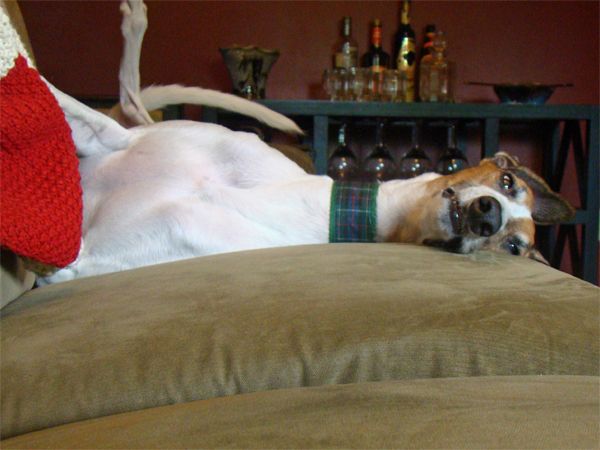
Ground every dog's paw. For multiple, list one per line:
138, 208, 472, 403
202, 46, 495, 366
120, 0, 148, 38
119, 0, 132, 16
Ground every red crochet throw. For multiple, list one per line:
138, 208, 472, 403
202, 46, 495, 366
1, 55, 82, 268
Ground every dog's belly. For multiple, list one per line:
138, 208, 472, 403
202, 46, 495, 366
43, 123, 332, 283
47, 180, 331, 283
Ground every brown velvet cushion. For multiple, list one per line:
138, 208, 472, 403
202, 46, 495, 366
0, 249, 35, 309
1, 244, 598, 438
2, 376, 598, 449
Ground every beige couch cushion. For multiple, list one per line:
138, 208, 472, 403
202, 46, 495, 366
1, 244, 599, 438
2, 376, 598, 449
0, 250, 35, 309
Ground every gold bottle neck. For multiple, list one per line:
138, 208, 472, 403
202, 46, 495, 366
401, 1, 411, 25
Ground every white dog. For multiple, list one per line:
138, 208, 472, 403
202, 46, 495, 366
40, 1, 573, 284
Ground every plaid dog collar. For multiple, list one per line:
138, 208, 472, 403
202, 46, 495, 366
329, 181, 379, 243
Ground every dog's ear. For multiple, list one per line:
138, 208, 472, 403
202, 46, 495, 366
525, 248, 550, 265
509, 165, 576, 224
485, 151, 575, 224
488, 152, 520, 169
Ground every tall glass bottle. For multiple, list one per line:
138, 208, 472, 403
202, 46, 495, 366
333, 17, 358, 70
418, 24, 436, 101
419, 24, 437, 61
363, 121, 396, 182
418, 59, 432, 102
433, 31, 453, 102
393, 0, 416, 102
361, 19, 390, 73
421, 31, 453, 102
327, 123, 359, 180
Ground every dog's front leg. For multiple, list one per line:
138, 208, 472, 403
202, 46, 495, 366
116, 0, 154, 126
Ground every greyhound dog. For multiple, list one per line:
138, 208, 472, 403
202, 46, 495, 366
39, 1, 574, 283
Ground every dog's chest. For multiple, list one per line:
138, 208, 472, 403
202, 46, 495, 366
81, 157, 332, 254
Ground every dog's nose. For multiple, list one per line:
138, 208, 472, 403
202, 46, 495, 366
467, 196, 502, 237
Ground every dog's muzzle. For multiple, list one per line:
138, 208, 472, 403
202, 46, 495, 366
467, 196, 502, 237
444, 188, 502, 237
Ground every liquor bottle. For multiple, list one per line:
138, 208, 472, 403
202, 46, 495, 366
327, 123, 359, 180
421, 31, 453, 102
363, 121, 396, 182
393, 0, 416, 102
361, 19, 390, 73
333, 17, 358, 70
419, 24, 436, 61
418, 51, 432, 102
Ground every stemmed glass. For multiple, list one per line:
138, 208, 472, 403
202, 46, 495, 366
327, 123, 359, 180
436, 122, 469, 175
398, 121, 432, 178
363, 120, 396, 182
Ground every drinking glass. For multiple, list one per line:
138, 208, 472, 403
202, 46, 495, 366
327, 123, 359, 180
382, 69, 400, 102
367, 69, 384, 101
349, 68, 368, 101
398, 121, 432, 178
322, 69, 334, 100
322, 69, 346, 101
363, 121, 396, 181
436, 123, 469, 174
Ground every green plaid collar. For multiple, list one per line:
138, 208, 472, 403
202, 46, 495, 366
329, 181, 379, 243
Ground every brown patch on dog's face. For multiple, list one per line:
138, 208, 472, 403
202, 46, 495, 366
480, 218, 535, 257
396, 152, 575, 263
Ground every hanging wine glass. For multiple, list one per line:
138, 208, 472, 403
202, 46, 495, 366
398, 121, 432, 179
363, 120, 397, 182
436, 122, 469, 175
327, 123, 359, 180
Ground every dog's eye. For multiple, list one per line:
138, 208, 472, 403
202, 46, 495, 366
506, 240, 521, 256
508, 242, 519, 255
500, 173, 515, 192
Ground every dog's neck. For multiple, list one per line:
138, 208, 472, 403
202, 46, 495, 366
375, 173, 443, 243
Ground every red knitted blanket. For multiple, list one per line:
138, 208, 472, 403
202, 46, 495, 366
1, 55, 82, 268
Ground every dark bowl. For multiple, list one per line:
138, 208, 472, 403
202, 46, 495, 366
493, 83, 555, 105
467, 82, 573, 105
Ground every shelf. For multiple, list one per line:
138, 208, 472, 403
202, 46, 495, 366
257, 100, 598, 120
202, 101, 599, 285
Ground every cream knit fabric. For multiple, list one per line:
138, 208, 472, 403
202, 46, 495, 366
0, 4, 33, 78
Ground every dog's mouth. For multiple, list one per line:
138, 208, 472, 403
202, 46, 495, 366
443, 187, 465, 235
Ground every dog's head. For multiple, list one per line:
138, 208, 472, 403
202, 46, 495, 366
400, 152, 575, 263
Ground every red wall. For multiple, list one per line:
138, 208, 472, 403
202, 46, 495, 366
16, 0, 600, 281
19, 0, 599, 104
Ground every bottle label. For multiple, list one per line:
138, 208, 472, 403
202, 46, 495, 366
397, 38, 416, 101
397, 38, 416, 70
372, 26, 382, 47
335, 48, 358, 68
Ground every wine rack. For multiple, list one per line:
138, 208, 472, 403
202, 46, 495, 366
203, 101, 598, 285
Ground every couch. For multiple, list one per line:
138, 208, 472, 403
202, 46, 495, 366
1, 243, 598, 448
1, 2, 599, 447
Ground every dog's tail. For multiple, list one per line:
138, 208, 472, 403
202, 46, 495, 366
138, 84, 303, 135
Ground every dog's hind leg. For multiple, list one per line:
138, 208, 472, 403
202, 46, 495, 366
113, 0, 302, 134
46, 82, 132, 157
114, 0, 154, 126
